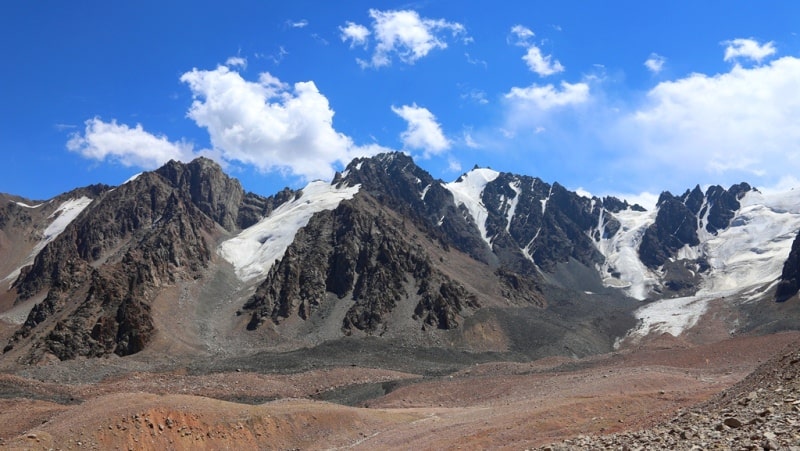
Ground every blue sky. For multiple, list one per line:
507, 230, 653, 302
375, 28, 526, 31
3, 1, 800, 207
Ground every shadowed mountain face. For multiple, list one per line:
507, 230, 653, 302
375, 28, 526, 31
3, 158, 293, 361
243, 196, 484, 334
776, 230, 800, 302
0, 153, 796, 364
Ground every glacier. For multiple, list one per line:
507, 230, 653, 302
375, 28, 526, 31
218, 181, 360, 282
619, 188, 800, 340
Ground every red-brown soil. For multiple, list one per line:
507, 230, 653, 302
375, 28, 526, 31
3, 330, 798, 450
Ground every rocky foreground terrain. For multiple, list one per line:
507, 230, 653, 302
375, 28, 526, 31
0, 330, 797, 450
542, 336, 800, 451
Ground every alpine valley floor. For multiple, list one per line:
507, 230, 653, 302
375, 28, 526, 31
1, 321, 798, 449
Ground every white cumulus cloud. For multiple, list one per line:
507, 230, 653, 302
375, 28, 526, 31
67, 118, 194, 169
339, 21, 370, 48
343, 9, 467, 68
180, 65, 386, 180
522, 45, 565, 76
644, 53, 666, 73
391, 103, 450, 157
618, 56, 800, 185
723, 38, 776, 63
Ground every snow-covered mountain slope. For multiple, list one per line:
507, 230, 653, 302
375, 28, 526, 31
218, 181, 360, 282
603, 188, 800, 298
697, 189, 800, 296
1, 196, 93, 283
615, 188, 800, 340
443, 167, 800, 337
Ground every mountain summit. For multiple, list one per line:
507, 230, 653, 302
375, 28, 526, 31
1, 153, 798, 364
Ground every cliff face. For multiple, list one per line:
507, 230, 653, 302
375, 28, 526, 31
776, 230, 800, 302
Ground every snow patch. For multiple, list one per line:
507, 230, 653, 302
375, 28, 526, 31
540, 185, 553, 213
2, 197, 93, 283
625, 295, 712, 341
14, 201, 43, 208
445, 168, 500, 245
44, 197, 93, 240
123, 172, 142, 185
420, 184, 431, 200
676, 244, 700, 261
218, 181, 360, 282
522, 231, 539, 263
505, 180, 521, 232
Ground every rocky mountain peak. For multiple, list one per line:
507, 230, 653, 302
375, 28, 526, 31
640, 182, 754, 270
3, 157, 295, 362
155, 157, 245, 231
599, 195, 646, 213
335, 152, 494, 265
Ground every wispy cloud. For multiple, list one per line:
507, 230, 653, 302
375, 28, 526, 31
509, 25, 563, 77
225, 56, 247, 69
506, 81, 589, 109
342, 9, 468, 68
257, 46, 289, 65
460, 86, 489, 105
723, 38, 776, 63
286, 19, 308, 29
465, 52, 487, 68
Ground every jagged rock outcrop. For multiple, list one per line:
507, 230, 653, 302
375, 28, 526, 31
337, 153, 493, 265
243, 195, 480, 334
639, 192, 700, 268
339, 153, 642, 277
776, 230, 800, 302
638, 183, 752, 269
471, 172, 638, 273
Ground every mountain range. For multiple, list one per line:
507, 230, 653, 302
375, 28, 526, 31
1, 152, 799, 365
